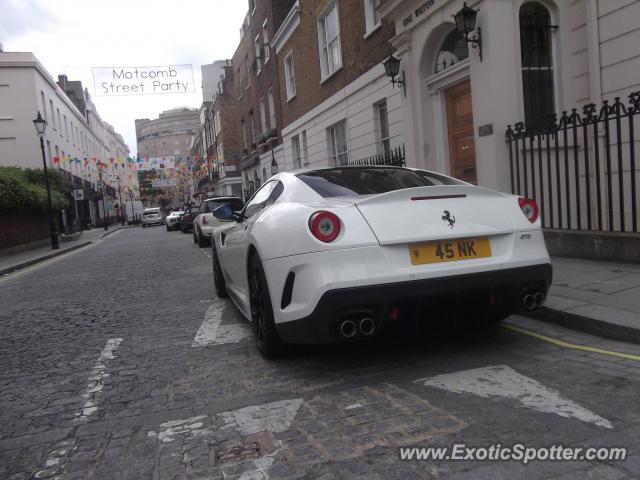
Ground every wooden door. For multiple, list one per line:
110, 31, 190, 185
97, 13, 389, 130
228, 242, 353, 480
445, 80, 477, 184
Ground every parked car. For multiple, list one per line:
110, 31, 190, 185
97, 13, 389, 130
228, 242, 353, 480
165, 210, 185, 231
179, 205, 200, 233
211, 166, 552, 357
141, 207, 164, 227
193, 196, 244, 248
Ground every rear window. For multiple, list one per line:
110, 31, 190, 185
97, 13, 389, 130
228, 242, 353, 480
143, 211, 158, 216
204, 198, 244, 213
297, 168, 463, 198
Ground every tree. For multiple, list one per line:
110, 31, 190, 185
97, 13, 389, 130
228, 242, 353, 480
0, 166, 69, 212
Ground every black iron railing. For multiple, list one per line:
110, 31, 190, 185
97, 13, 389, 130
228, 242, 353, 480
348, 144, 406, 167
506, 92, 639, 233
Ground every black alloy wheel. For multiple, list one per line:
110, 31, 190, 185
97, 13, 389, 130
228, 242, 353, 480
249, 253, 284, 358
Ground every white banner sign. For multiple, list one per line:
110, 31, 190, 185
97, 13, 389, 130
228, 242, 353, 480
92, 65, 195, 96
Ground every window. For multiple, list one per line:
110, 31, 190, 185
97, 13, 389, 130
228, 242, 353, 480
244, 180, 281, 218
254, 35, 262, 74
245, 56, 251, 88
301, 131, 308, 165
241, 120, 248, 150
318, 2, 342, 80
259, 97, 267, 135
297, 168, 463, 198
268, 88, 276, 129
519, 2, 556, 126
434, 28, 469, 74
215, 111, 221, 135
375, 100, 391, 159
291, 135, 302, 169
49, 100, 55, 128
64, 115, 68, 139
364, 0, 381, 34
262, 19, 270, 63
284, 51, 296, 100
249, 113, 257, 146
57, 109, 61, 135
327, 120, 348, 166
249, 0, 256, 15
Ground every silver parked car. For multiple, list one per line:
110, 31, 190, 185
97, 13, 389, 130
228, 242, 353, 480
141, 207, 164, 227
193, 197, 244, 247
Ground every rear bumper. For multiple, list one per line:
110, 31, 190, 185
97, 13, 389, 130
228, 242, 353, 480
276, 263, 552, 344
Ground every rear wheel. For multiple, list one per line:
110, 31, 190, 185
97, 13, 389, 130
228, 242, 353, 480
193, 230, 198, 244
166, 225, 171, 231
212, 244, 228, 298
249, 253, 284, 358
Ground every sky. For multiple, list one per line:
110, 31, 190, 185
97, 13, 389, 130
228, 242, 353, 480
0, 0, 248, 156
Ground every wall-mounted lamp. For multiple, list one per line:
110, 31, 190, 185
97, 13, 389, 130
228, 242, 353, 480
383, 54, 406, 97
453, 2, 482, 62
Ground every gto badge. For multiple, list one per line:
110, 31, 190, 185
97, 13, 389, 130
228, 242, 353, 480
442, 210, 456, 228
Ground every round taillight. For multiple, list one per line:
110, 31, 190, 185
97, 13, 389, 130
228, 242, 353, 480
518, 197, 539, 223
309, 211, 341, 242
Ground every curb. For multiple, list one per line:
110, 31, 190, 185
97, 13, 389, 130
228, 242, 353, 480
100, 225, 137, 239
0, 241, 92, 277
526, 306, 640, 345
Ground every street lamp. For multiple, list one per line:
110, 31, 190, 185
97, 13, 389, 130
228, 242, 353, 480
453, 2, 483, 61
32, 112, 59, 250
98, 165, 108, 231
127, 188, 135, 224
383, 54, 406, 97
116, 175, 124, 225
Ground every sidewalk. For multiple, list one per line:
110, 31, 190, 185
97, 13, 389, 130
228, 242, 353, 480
0, 225, 134, 276
533, 256, 640, 343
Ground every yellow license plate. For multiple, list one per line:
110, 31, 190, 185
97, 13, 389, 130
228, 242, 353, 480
409, 238, 492, 265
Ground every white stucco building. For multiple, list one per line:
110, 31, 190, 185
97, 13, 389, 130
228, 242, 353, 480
380, 0, 640, 195
0, 51, 137, 225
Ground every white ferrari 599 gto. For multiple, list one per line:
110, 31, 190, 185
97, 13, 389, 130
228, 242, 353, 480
211, 166, 552, 357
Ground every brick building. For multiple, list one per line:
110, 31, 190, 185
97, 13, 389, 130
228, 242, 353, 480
232, 0, 297, 198
191, 64, 244, 198
272, 0, 404, 172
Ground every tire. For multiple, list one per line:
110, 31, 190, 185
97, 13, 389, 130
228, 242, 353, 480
181, 225, 187, 234
193, 230, 198, 244
142, 224, 147, 228
198, 230, 210, 248
249, 253, 285, 358
166, 225, 171, 231
212, 244, 228, 298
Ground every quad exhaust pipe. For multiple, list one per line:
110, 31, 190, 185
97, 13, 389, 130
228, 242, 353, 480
522, 291, 546, 311
358, 317, 376, 336
339, 320, 357, 338
338, 316, 376, 338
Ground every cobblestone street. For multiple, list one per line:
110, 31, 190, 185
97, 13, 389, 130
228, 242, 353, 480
1, 228, 639, 479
